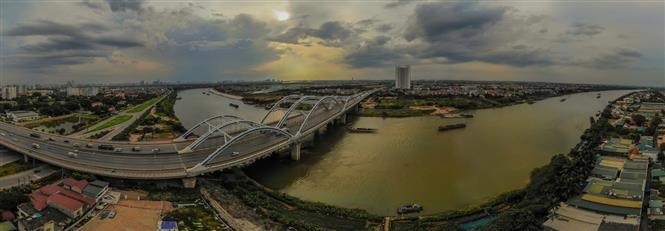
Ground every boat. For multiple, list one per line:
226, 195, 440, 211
596, 94, 601, 99
560, 98, 567, 102
460, 114, 474, 118
347, 127, 377, 133
229, 103, 239, 108
397, 204, 423, 215
438, 123, 466, 131
176, 97, 182, 100
526, 100, 535, 104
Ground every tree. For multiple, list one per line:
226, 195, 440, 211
485, 208, 541, 231
631, 114, 646, 126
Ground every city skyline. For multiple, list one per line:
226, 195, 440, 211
1, 1, 664, 87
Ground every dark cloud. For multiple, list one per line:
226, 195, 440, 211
345, 45, 404, 68
404, 1, 507, 43
272, 21, 354, 46
343, 1, 567, 68
567, 22, 605, 37
579, 48, 642, 68
3, 20, 143, 70
3, 20, 107, 37
375, 24, 393, 33
106, 0, 145, 12
384, 0, 416, 8
80, 0, 107, 11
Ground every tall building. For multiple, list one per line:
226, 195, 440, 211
395, 65, 411, 89
1, 86, 17, 100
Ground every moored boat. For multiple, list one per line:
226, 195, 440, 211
229, 103, 239, 108
347, 127, 377, 133
397, 204, 423, 215
438, 123, 466, 131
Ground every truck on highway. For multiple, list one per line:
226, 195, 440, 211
98, 144, 114, 151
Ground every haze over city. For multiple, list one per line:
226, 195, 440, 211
1, 0, 663, 86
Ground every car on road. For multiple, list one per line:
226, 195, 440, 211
131, 147, 141, 152
98, 144, 114, 151
64, 140, 70, 143
67, 152, 78, 158
34, 169, 41, 173
30, 133, 41, 138
114, 148, 123, 152
231, 151, 240, 156
32, 143, 40, 149
151, 148, 160, 153
73, 143, 80, 148
0, 132, 5, 136
48, 137, 55, 141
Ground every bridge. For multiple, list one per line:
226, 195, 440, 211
0, 89, 378, 180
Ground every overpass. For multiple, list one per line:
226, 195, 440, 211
0, 89, 378, 180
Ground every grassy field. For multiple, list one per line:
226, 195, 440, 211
88, 114, 133, 133
163, 207, 225, 231
126, 97, 161, 113
0, 161, 31, 178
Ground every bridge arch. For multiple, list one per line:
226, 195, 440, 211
192, 126, 293, 168
176, 114, 242, 141
296, 96, 344, 135
274, 96, 323, 129
260, 95, 302, 124
179, 119, 262, 153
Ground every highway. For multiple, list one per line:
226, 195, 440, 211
0, 90, 375, 179
0, 165, 57, 190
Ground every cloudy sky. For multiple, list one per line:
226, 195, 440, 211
0, 0, 663, 86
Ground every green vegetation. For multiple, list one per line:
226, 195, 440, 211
359, 109, 434, 117
156, 91, 178, 117
120, 91, 186, 141
216, 177, 381, 231
126, 96, 161, 113
163, 207, 225, 231
0, 186, 30, 211
0, 161, 31, 178
88, 114, 132, 133
112, 108, 150, 141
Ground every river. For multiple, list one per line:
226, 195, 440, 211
174, 88, 634, 215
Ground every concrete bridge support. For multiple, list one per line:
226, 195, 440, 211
340, 113, 347, 125
291, 142, 302, 161
24, 154, 29, 163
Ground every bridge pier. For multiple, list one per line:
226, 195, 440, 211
340, 113, 347, 125
291, 143, 302, 161
182, 177, 197, 188
23, 154, 29, 163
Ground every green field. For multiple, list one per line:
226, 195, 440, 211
0, 161, 31, 178
88, 114, 133, 133
126, 97, 161, 113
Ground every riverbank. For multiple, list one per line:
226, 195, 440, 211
359, 89, 631, 118
234, 90, 642, 230
209, 88, 243, 100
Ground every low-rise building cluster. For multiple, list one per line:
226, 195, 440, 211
14, 178, 108, 231
544, 90, 665, 231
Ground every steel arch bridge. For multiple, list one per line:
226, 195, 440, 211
182, 89, 377, 174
